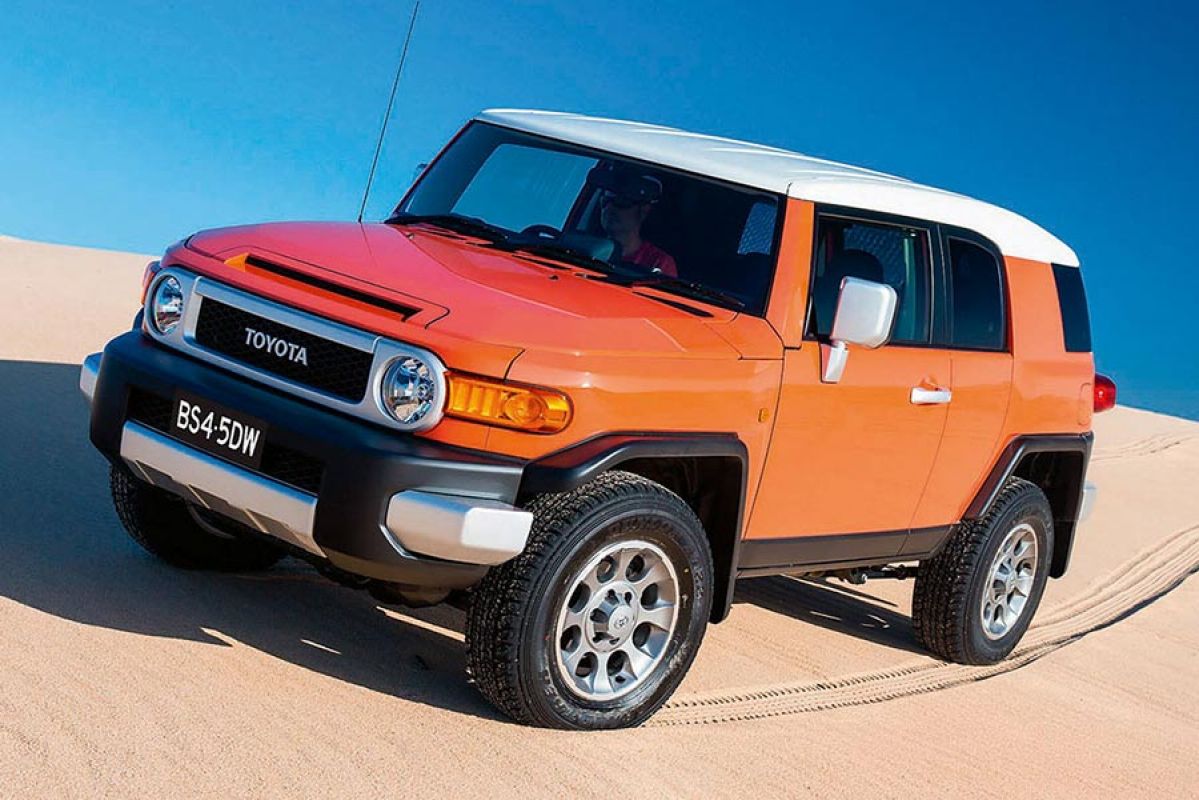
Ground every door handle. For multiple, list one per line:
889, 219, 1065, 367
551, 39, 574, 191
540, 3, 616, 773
910, 387, 952, 405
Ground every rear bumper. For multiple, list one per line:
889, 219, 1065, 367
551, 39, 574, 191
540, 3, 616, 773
1079, 481, 1098, 522
85, 332, 533, 587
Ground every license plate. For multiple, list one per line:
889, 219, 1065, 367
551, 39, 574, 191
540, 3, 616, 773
171, 392, 268, 470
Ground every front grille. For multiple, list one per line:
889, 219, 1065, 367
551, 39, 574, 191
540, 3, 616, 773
194, 298, 374, 402
127, 388, 173, 432
126, 387, 324, 494
258, 444, 324, 494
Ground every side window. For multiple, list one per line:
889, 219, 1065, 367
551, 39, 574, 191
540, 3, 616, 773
947, 238, 1007, 350
807, 216, 931, 344
738, 200, 777, 255
1052, 263, 1092, 352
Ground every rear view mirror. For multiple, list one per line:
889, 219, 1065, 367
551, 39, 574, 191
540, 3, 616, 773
821, 277, 898, 383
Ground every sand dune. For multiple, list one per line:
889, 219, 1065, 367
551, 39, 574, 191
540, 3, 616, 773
1, 235, 1195, 797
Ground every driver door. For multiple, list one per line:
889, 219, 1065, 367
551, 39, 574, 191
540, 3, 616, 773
745, 211, 950, 563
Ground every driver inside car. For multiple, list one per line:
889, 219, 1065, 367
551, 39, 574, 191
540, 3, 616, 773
596, 168, 678, 277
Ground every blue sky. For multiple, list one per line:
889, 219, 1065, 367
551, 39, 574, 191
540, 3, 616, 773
2, 0, 1196, 418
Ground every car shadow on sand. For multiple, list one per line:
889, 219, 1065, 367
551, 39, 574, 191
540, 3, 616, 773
0, 359, 499, 720
0, 359, 921, 719
733, 574, 922, 655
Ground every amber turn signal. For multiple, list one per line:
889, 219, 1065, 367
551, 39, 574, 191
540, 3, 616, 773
445, 373, 572, 433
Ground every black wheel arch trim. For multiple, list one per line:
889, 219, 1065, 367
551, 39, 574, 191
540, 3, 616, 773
519, 432, 749, 623
965, 432, 1093, 577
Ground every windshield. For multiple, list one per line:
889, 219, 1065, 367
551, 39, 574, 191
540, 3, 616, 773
395, 122, 783, 315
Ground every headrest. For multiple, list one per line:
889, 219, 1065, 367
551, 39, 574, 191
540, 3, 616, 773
826, 248, 884, 284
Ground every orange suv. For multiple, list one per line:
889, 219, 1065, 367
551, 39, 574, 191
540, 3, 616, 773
81, 110, 1112, 729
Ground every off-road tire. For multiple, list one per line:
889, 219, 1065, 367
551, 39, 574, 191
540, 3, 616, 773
110, 464, 285, 571
912, 477, 1054, 664
465, 471, 714, 730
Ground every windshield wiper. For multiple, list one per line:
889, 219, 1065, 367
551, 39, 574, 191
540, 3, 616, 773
385, 212, 510, 243
491, 240, 617, 275
630, 276, 747, 311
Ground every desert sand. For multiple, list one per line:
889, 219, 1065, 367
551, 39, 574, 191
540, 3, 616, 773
0, 234, 1196, 798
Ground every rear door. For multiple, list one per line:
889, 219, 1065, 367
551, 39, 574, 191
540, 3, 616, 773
912, 229, 1014, 527
746, 210, 950, 561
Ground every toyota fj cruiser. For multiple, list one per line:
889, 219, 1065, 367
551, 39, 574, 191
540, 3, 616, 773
82, 110, 1111, 729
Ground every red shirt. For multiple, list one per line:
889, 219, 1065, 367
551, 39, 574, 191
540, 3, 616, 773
629, 241, 678, 277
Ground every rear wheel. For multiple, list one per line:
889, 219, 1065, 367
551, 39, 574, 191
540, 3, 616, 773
912, 477, 1053, 664
465, 471, 713, 729
110, 464, 285, 571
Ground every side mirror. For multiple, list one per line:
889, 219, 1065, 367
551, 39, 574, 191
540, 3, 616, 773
821, 277, 898, 383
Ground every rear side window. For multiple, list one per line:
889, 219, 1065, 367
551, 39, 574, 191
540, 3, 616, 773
808, 217, 931, 344
1052, 264, 1092, 352
947, 238, 1006, 350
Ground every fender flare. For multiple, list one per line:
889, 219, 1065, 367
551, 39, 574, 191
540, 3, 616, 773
519, 432, 748, 622
966, 432, 1093, 577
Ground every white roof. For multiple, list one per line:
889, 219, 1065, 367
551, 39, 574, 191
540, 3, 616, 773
478, 109, 1078, 266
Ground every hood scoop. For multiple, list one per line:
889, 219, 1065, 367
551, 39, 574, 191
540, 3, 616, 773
226, 253, 420, 320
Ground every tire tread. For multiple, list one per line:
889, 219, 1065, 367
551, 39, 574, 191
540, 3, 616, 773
465, 470, 710, 728
912, 477, 1050, 664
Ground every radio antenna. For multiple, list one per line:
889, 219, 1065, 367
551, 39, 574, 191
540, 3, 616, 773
357, 0, 421, 223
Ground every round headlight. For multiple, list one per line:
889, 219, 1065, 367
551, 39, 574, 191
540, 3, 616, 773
381, 356, 438, 426
150, 275, 184, 335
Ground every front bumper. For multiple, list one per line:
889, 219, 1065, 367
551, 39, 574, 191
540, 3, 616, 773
84, 332, 533, 587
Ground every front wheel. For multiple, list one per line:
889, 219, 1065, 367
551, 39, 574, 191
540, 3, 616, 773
912, 477, 1054, 664
465, 471, 713, 730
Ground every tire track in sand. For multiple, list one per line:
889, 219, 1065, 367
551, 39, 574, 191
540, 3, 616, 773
1091, 434, 1194, 463
653, 524, 1199, 726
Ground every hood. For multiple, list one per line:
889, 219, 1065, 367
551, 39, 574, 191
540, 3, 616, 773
188, 221, 759, 360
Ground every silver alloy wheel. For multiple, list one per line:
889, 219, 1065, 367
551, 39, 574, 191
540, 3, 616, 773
554, 539, 680, 701
980, 523, 1038, 640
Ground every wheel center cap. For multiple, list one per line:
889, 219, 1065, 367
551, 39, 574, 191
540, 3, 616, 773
588, 585, 639, 650
609, 607, 635, 635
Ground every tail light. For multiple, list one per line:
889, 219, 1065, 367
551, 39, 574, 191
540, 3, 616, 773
1094, 373, 1117, 413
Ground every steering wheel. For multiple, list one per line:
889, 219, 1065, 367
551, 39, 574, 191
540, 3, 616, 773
519, 224, 562, 240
